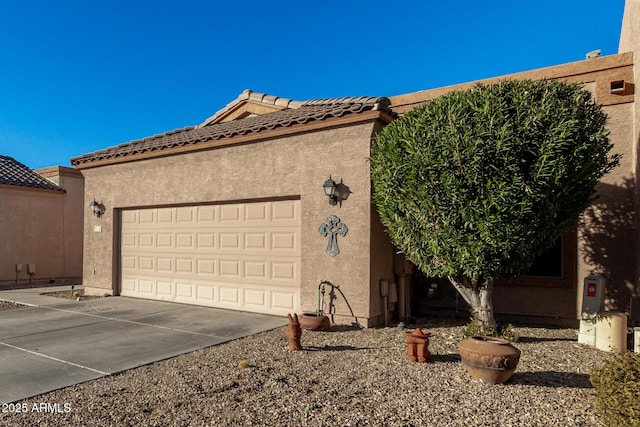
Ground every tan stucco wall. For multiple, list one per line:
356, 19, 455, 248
38, 166, 85, 280
620, 0, 640, 318
619, 0, 639, 56
80, 120, 394, 326
577, 102, 637, 312
0, 167, 84, 285
368, 120, 398, 325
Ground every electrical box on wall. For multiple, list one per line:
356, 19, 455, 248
27, 263, 36, 274
578, 275, 606, 346
15, 264, 22, 272
582, 275, 605, 314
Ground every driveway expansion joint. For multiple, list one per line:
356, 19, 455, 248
0, 341, 110, 376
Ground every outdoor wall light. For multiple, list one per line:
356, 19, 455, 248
323, 176, 338, 205
89, 199, 105, 218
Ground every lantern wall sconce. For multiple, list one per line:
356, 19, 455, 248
323, 176, 338, 205
89, 199, 106, 218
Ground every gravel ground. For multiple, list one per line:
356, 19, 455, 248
0, 317, 614, 427
0, 301, 27, 311
40, 289, 103, 301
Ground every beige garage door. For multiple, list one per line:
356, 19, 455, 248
120, 200, 300, 316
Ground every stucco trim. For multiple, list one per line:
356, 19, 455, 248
74, 110, 394, 170
36, 166, 83, 179
0, 183, 66, 194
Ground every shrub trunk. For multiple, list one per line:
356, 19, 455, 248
448, 276, 497, 330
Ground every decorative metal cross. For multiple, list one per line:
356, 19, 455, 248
318, 215, 348, 256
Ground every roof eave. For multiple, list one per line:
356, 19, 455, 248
74, 109, 392, 170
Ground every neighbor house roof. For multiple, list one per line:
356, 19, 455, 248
71, 92, 394, 168
0, 155, 64, 191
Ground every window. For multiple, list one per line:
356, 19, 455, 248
524, 237, 563, 278
499, 230, 576, 288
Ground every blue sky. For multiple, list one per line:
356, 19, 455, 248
0, 1, 627, 169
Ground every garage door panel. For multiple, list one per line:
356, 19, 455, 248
245, 232, 267, 250
272, 291, 296, 311
176, 233, 195, 249
140, 209, 156, 223
219, 259, 241, 277
244, 261, 267, 279
197, 205, 216, 222
272, 261, 297, 281
177, 207, 195, 223
122, 233, 137, 248
157, 257, 173, 272
122, 278, 136, 293
272, 201, 299, 222
121, 200, 300, 315
122, 256, 136, 270
157, 233, 173, 248
139, 279, 155, 296
176, 282, 195, 298
196, 258, 216, 275
156, 208, 173, 223
220, 205, 242, 223
219, 232, 241, 250
245, 203, 268, 222
157, 281, 173, 298
139, 257, 155, 271
197, 233, 216, 249
245, 288, 266, 307
176, 258, 194, 273
122, 210, 137, 224
197, 283, 215, 301
220, 286, 241, 304
271, 232, 297, 252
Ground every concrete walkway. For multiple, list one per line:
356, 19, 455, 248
0, 286, 287, 404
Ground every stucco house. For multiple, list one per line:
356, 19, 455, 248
72, 1, 640, 327
0, 156, 84, 286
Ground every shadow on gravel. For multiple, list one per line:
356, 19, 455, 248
304, 345, 375, 352
430, 353, 462, 363
517, 336, 575, 344
510, 371, 593, 388
326, 324, 364, 332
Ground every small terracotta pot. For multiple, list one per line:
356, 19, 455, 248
285, 313, 302, 350
458, 335, 521, 384
298, 313, 331, 331
405, 328, 432, 362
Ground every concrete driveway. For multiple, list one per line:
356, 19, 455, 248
0, 287, 287, 404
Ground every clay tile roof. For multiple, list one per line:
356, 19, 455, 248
0, 155, 64, 191
199, 89, 304, 127
71, 93, 394, 167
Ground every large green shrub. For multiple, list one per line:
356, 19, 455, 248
591, 352, 640, 427
370, 79, 619, 329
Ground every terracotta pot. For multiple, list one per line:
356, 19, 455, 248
298, 313, 330, 331
458, 335, 521, 384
